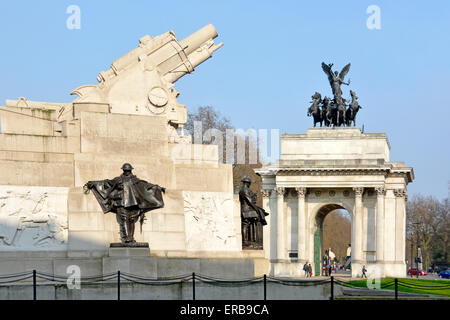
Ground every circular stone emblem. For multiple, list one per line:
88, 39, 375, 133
148, 87, 168, 107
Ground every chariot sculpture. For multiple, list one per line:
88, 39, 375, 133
307, 62, 363, 127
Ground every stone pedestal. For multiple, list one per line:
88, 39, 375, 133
103, 245, 156, 277
108, 245, 150, 257
0, 25, 243, 264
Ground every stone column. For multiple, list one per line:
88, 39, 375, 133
261, 189, 272, 260
352, 187, 364, 264
275, 187, 285, 261
394, 189, 407, 263
295, 187, 307, 262
375, 186, 385, 262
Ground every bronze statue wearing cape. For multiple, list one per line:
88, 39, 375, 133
84, 163, 165, 245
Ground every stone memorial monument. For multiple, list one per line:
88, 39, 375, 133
0, 25, 263, 279
0, 26, 414, 284
257, 63, 413, 278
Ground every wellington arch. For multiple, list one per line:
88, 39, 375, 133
255, 127, 414, 278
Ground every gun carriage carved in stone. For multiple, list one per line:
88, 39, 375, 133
70, 24, 223, 142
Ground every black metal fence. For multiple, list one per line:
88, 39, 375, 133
0, 271, 449, 300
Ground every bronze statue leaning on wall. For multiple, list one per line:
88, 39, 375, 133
239, 176, 269, 249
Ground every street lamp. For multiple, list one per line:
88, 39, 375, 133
411, 222, 420, 278
416, 246, 422, 278
410, 243, 414, 276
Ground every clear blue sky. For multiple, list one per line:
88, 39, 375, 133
0, 1, 449, 199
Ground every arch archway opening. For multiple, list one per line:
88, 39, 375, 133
314, 205, 351, 277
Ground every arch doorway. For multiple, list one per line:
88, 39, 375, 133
314, 204, 351, 276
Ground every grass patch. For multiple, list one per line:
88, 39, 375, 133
345, 277, 450, 297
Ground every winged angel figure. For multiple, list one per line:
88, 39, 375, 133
321, 62, 351, 106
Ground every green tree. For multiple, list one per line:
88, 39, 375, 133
406, 194, 449, 269
322, 210, 351, 263
185, 106, 263, 202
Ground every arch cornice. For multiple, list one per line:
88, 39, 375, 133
277, 168, 390, 176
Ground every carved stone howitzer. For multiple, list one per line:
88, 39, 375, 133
70, 24, 223, 136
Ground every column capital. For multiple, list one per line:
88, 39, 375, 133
393, 189, 406, 198
261, 189, 272, 198
294, 187, 307, 198
353, 187, 364, 196
275, 187, 285, 196
375, 186, 386, 196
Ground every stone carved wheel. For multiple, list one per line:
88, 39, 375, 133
148, 87, 168, 107
147, 87, 168, 115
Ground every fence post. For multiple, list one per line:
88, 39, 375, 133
192, 272, 196, 300
330, 276, 334, 300
32, 270, 36, 301
394, 278, 398, 300
117, 270, 121, 301
263, 274, 267, 300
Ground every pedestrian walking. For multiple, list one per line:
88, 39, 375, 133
308, 263, 312, 277
362, 265, 367, 278
303, 262, 308, 277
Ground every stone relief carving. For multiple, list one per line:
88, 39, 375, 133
393, 189, 406, 198
375, 186, 386, 195
353, 187, 364, 196
261, 189, 271, 198
183, 191, 238, 251
0, 186, 68, 249
275, 187, 285, 196
295, 187, 307, 198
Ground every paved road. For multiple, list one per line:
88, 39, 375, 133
314, 269, 450, 281
407, 273, 450, 280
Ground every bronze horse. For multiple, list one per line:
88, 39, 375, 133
345, 90, 362, 126
322, 96, 336, 127
336, 98, 347, 126
307, 92, 323, 127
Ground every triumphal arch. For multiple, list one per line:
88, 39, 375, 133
256, 127, 414, 278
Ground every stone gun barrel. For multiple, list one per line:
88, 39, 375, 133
180, 24, 220, 55
97, 24, 223, 84
164, 24, 223, 83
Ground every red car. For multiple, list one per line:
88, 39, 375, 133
407, 268, 427, 276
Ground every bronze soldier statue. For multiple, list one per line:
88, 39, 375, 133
84, 163, 165, 246
239, 176, 269, 249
